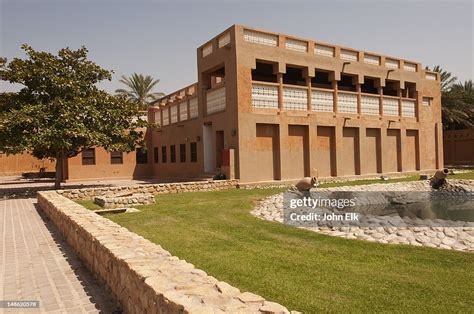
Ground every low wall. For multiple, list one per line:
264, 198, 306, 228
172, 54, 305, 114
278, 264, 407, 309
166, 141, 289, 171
38, 191, 289, 313
444, 128, 474, 165
57, 179, 238, 200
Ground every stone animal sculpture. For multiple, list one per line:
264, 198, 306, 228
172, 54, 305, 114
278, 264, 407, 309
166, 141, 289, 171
294, 176, 319, 192
430, 168, 449, 189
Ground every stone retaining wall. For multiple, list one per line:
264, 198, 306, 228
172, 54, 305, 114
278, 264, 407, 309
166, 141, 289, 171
38, 191, 290, 313
57, 179, 238, 200
94, 192, 155, 208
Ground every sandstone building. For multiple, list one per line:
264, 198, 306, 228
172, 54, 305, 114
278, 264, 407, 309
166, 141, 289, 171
1, 25, 443, 183
148, 25, 443, 183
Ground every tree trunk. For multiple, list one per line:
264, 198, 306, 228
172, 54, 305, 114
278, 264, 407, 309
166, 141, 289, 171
55, 157, 62, 190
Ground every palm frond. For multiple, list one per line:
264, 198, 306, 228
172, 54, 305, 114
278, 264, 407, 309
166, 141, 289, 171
116, 73, 163, 109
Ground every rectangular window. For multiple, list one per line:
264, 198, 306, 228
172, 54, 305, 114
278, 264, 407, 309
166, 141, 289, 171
170, 145, 176, 163
422, 97, 433, 106
189, 98, 198, 118
82, 148, 95, 165
180, 144, 186, 162
154, 111, 161, 126
110, 151, 123, 164
136, 148, 148, 164
162, 108, 169, 126
161, 146, 167, 163
190, 142, 197, 162
170, 105, 178, 123
179, 102, 188, 121
153, 147, 159, 163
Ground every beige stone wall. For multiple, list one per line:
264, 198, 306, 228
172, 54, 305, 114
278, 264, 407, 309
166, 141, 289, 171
37, 190, 289, 313
58, 179, 238, 200
0, 153, 55, 176
444, 129, 474, 165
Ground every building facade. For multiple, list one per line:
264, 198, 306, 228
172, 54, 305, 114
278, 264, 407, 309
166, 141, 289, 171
0, 26, 444, 183
148, 25, 443, 183
0, 128, 152, 181
0, 153, 55, 176
58, 128, 152, 182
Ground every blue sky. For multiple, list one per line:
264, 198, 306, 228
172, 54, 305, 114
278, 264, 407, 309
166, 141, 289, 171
1, 0, 473, 94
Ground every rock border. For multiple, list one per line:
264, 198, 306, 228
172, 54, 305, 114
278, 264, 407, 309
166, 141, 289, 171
252, 180, 474, 253
38, 190, 291, 313
58, 179, 238, 200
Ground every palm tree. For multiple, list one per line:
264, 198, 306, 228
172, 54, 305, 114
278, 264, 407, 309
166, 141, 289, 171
441, 89, 474, 130
426, 66, 472, 130
115, 73, 165, 110
425, 65, 457, 92
452, 80, 473, 95
441, 79, 474, 130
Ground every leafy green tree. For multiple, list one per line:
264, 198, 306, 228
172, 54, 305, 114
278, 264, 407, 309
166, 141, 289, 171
115, 73, 164, 110
0, 45, 147, 188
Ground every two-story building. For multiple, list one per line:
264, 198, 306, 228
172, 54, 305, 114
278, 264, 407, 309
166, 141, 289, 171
148, 25, 442, 183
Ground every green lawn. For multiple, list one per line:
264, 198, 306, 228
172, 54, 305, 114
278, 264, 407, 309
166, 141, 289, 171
76, 199, 102, 210
450, 170, 474, 180
318, 170, 474, 188
318, 175, 419, 188
78, 188, 474, 313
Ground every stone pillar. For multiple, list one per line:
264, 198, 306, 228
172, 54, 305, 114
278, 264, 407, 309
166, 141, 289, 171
399, 127, 406, 172
304, 68, 314, 112
398, 81, 404, 117
278, 119, 289, 180
355, 126, 362, 175
276, 72, 284, 112
414, 90, 420, 122
356, 83, 362, 115
308, 122, 317, 178
380, 125, 388, 173
332, 77, 338, 113
334, 122, 343, 176
375, 78, 384, 117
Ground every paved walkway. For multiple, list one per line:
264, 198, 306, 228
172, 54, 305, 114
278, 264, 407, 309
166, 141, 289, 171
0, 198, 120, 313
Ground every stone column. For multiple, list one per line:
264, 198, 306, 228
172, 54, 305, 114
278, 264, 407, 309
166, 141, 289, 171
380, 125, 388, 173
399, 127, 406, 172
355, 126, 362, 175
304, 67, 314, 112
275, 63, 285, 112
334, 122, 343, 176
398, 81, 404, 117
332, 77, 338, 113
356, 83, 362, 115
